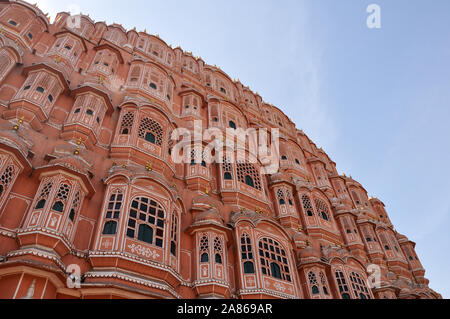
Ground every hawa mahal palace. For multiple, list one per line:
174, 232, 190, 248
0, 0, 441, 299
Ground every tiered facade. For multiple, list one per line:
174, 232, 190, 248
0, 0, 440, 299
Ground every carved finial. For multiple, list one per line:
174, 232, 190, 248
13, 117, 24, 131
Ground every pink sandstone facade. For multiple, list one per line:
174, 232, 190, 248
0, 0, 441, 299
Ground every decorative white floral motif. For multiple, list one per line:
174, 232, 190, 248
274, 282, 286, 292
128, 244, 160, 259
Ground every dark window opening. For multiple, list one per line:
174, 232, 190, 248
245, 175, 254, 188
86, 109, 94, 115
149, 82, 157, 90
69, 209, 75, 221
48, 95, 53, 102
36, 87, 45, 93
215, 253, 222, 264
137, 224, 153, 244
229, 121, 236, 129
35, 199, 46, 209
270, 262, 282, 280
279, 199, 286, 205
243, 261, 255, 274
224, 172, 232, 180
312, 285, 320, 295
24, 85, 31, 91
201, 253, 209, 263
52, 201, 64, 213
170, 241, 176, 256
8, 20, 17, 26
103, 221, 117, 235
74, 108, 81, 114
144, 132, 156, 144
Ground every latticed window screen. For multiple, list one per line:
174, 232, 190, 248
276, 189, 285, 204
315, 198, 330, 221
69, 191, 80, 222
170, 212, 178, 257
0, 165, 14, 199
0, 165, 14, 189
350, 272, 370, 299
308, 271, 320, 295
258, 237, 291, 282
120, 112, 135, 134
352, 191, 361, 205
103, 190, 123, 234
335, 270, 351, 298
301, 195, 314, 216
35, 180, 53, 209
241, 234, 255, 274
214, 237, 223, 264
127, 197, 165, 248
138, 117, 163, 146
52, 182, 71, 213
319, 272, 329, 295
200, 235, 209, 263
236, 162, 261, 190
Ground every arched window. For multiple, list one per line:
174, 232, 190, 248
200, 235, 209, 263
236, 163, 262, 191
258, 237, 291, 282
301, 194, 314, 217
308, 271, 320, 295
120, 112, 135, 135
138, 118, 163, 146
320, 272, 330, 295
34, 181, 53, 210
102, 190, 123, 235
350, 272, 370, 299
229, 121, 236, 129
222, 157, 233, 181
51, 183, 71, 213
352, 191, 361, 205
315, 198, 330, 221
335, 270, 351, 299
127, 197, 165, 248
241, 233, 255, 274
214, 237, 223, 264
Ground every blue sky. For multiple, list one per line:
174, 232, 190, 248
36, 0, 450, 298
